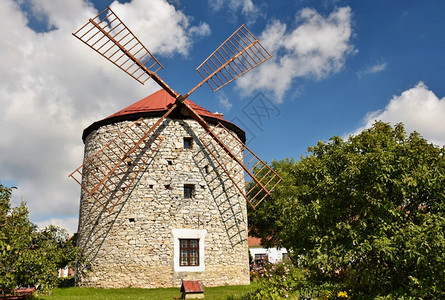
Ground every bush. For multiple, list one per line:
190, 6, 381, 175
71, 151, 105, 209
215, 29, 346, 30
0, 183, 79, 295
238, 263, 306, 300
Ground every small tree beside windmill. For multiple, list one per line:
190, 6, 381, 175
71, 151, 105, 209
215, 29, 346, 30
70, 6, 281, 288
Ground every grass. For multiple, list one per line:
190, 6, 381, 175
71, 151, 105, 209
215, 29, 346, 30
33, 283, 258, 300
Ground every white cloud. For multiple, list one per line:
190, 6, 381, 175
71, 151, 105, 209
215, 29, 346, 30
189, 22, 211, 37
0, 0, 210, 231
236, 6, 356, 102
357, 61, 387, 77
216, 92, 233, 111
210, 0, 261, 24
368, 62, 387, 73
211, 0, 258, 15
35, 217, 79, 236
352, 82, 445, 146
110, 0, 210, 56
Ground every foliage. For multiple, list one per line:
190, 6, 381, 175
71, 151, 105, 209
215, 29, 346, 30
253, 263, 302, 299
249, 122, 445, 299
238, 262, 350, 300
236, 262, 305, 300
0, 183, 79, 295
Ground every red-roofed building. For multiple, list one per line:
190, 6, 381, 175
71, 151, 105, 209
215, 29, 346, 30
248, 235, 288, 265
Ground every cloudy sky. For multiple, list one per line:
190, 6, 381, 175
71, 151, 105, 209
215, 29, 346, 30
1, 0, 444, 234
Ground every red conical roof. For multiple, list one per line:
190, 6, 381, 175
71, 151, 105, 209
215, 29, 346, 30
82, 89, 245, 142
105, 89, 224, 121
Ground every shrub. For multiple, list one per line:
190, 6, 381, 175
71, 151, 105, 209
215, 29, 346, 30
0, 183, 79, 295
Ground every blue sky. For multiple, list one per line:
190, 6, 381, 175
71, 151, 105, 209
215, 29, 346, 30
1, 0, 444, 234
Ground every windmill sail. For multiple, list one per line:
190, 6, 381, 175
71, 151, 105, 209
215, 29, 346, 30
69, 107, 175, 212
194, 25, 272, 94
176, 101, 281, 209
73, 7, 164, 85
198, 123, 281, 209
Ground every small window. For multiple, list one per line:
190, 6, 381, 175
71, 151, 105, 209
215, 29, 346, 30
184, 184, 194, 199
255, 253, 268, 262
183, 137, 193, 149
282, 253, 290, 262
180, 239, 199, 266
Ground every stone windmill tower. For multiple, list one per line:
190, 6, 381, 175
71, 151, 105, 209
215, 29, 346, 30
70, 7, 281, 288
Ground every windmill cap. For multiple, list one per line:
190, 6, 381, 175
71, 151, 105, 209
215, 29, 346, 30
82, 89, 246, 142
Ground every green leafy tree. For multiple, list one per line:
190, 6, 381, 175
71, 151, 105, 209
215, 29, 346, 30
249, 122, 445, 299
0, 183, 78, 295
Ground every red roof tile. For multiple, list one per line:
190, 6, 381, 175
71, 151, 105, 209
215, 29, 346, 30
248, 235, 262, 247
105, 89, 224, 121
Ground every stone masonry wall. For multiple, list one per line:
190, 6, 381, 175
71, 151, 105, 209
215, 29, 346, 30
76, 117, 250, 288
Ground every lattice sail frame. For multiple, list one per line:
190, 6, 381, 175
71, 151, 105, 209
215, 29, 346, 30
69, 116, 167, 213
73, 7, 163, 85
198, 123, 281, 209
71, 6, 281, 212
195, 25, 272, 92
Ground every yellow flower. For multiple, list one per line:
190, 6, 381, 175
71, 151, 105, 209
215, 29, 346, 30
337, 291, 348, 298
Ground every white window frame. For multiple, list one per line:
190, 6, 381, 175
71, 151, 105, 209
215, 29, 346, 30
172, 229, 207, 272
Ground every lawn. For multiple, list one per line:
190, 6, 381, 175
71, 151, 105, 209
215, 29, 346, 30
34, 283, 257, 300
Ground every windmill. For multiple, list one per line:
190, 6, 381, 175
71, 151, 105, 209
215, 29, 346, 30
70, 6, 281, 288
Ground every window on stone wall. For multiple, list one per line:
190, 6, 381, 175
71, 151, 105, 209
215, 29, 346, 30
184, 184, 194, 199
183, 137, 193, 149
173, 229, 206, 272
180, 239, 199, 266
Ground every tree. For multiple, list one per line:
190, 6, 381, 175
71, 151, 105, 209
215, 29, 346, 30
249, 122, 445, 298
0, 183, 78, 295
